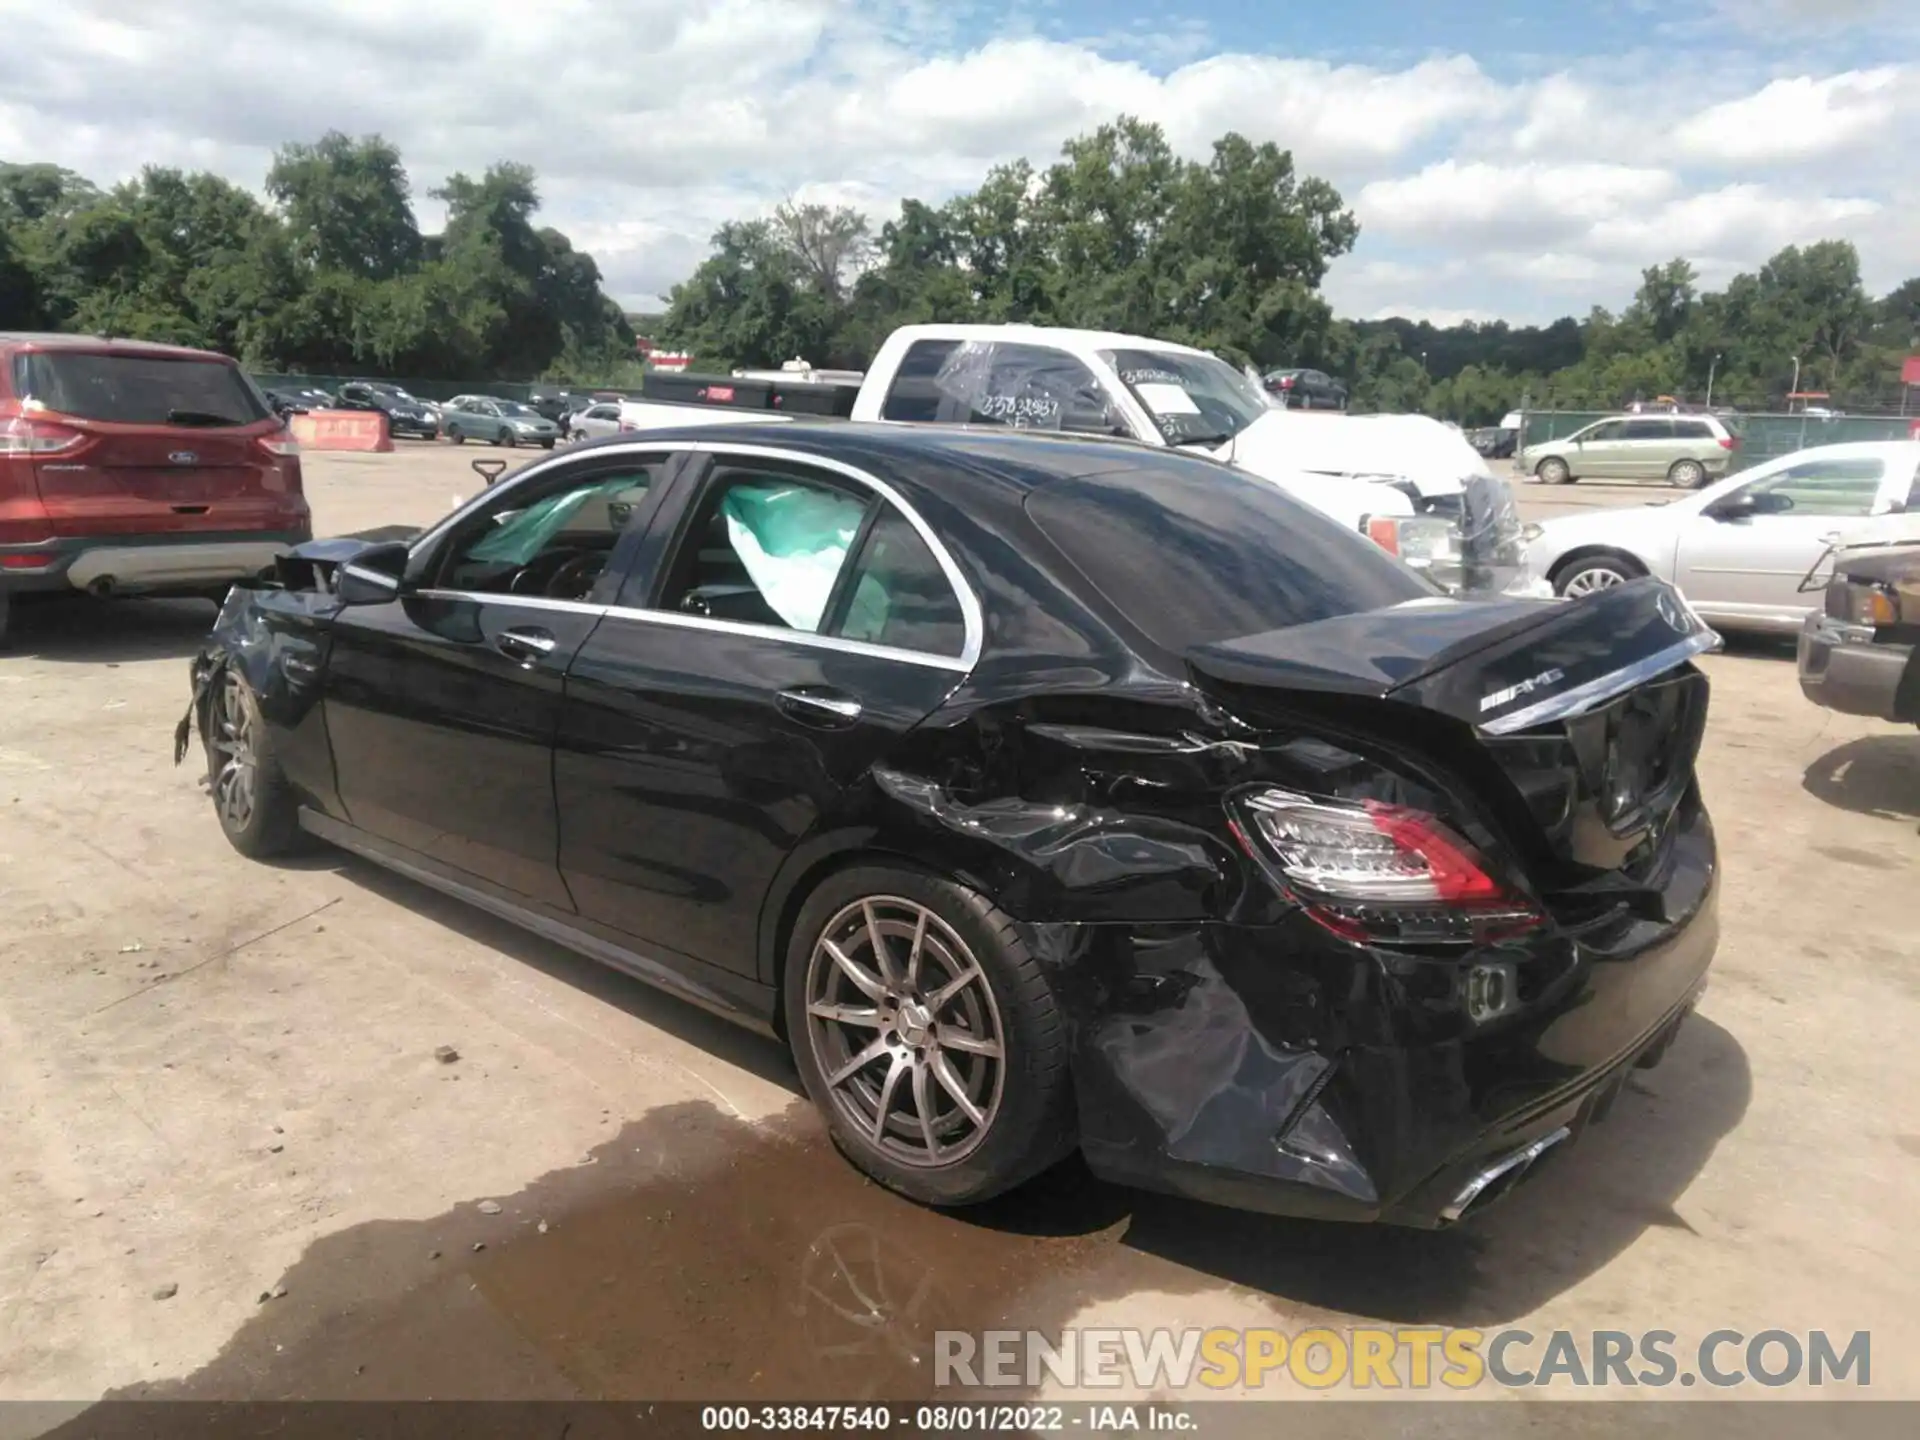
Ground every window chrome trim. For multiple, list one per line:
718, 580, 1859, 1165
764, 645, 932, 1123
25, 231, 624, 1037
402, 438, 985, 673
412, 588, 608, 618
598, 604, 971, 672
1476, 629, 1721, 736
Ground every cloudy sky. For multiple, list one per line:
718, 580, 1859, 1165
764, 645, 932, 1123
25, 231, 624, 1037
1, 0, 1915, 325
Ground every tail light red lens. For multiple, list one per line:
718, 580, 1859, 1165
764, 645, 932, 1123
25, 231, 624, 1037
0, 416, 85, 455
1365, 516, 1401, 553
1718, 436, 1738, 450
1228, 787, 1543, 944
0, 553, 55, 569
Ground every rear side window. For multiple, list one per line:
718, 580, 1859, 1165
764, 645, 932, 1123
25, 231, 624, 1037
14, 352, 268, 425
1025, 455, 1432, 653
829, 505, 967, 658
1674, 420, 1714, 439
1622, 419, 1674, 440
879, 338, 1121, 433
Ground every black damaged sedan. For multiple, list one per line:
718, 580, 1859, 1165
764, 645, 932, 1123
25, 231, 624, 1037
179, 423, 1719, 1225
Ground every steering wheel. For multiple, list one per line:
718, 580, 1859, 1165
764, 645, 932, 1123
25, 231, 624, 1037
542, 549, 606, 600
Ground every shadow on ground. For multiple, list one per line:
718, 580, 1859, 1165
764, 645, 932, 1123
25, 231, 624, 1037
1802, 733, 1920, 825
6, 595, 218, 665
43, 872, 1748, 1416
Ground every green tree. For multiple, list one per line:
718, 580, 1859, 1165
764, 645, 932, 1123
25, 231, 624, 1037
266, 132, 422, 280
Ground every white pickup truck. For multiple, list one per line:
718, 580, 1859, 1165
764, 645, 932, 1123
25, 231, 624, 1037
610, 323, 1533, 594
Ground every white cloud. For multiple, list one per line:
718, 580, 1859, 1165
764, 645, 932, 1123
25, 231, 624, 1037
1673, 68, 1907, 163
0, 0, 1910, 320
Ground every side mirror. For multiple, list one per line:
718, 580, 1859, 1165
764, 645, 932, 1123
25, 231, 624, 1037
335, 540, 411, 605
1705, 494, 1757, 521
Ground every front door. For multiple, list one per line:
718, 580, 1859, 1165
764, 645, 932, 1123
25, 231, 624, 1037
1571, 419, 1630, 478
555, 450, 974, 976
322, 451, 675, 905
1674, 455, 1890, 622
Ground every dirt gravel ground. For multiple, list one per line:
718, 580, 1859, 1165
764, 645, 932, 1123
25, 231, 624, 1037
1, 442, 1916, 1425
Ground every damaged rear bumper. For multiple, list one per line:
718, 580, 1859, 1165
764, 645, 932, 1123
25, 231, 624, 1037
1040, 818, 1718, 1228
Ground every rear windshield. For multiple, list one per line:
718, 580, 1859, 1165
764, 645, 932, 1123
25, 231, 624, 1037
14, 351, 268, 425
1024, 455, 1433, 653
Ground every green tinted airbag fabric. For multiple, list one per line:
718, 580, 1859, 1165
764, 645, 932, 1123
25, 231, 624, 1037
722, 482, 865, 631
468, 477, 634, 565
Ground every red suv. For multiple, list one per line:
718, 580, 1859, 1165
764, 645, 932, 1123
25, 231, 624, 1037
0, 333, 312, 645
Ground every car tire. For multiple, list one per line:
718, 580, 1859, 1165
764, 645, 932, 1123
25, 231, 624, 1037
447, 426, 465, 444
1667, 458, 1706, 488
500, 429, 517, 447
540, 438, 555, 450
1535, 456, 1574, 485
204, 668, 303, 859
784, 865, 1075, 1208
1552, 552, 1644, 598
0, 590, 12, 649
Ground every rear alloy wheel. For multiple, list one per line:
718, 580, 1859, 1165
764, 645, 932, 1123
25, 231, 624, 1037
500, 429, 517, 447
1554, 554, 1641, 598
786, 867, 1074, 1206
447, 425, 465, 444
1667, 458, 1706, 488
1535, 456, 1573, 485
206, 669, 302, 858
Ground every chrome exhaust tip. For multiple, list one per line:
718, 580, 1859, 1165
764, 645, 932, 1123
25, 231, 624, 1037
1440, 1125, 1571, 1224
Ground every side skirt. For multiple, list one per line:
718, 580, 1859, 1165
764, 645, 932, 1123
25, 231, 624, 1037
298, 808, 781, 1038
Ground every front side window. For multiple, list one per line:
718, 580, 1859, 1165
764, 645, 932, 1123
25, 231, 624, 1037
1744, 457, 1887, 517
433, 461, 664, 600
1584, 420, 1627, 442
1101, 348, 1273, 447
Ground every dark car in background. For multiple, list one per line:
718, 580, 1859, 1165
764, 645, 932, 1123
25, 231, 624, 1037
0, 332, 310, 645
1263, 368, 1349, 410
262, 386, 336, 418
180, 422, 1717, 1227
334, 381, 440, 440
1467, 425, 1518, 461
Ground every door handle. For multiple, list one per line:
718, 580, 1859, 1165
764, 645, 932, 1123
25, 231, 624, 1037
495, 626, 557, 664
776, 688, 862, 727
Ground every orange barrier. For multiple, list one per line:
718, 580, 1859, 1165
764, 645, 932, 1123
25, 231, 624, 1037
290, 409, 393, 452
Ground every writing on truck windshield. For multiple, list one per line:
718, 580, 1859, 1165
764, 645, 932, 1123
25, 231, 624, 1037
1100, 348, 1271, 448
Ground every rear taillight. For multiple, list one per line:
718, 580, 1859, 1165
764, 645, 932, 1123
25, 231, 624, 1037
1278, 376, 1296, 388
1718, 436, 1738, 450
1365, 515, 1401, 553
0, 416, 84, 455
1228, 787, 1543, 944
258, 429, 300, 457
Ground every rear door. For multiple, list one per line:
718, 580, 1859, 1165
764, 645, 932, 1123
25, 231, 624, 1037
1619, 417, 1676, 479
554, 445, 974, 976
16, 347, 291, 537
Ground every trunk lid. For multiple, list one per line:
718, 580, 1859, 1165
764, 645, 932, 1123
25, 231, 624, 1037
15, 347, 293, 538
1187, 579, 1719, 881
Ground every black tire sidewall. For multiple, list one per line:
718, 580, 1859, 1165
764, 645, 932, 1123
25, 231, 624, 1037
1537, 458, 1571, 485
1669, 460, 1704, 488
204, 672, 301, 858
782, 864, 1073, 1207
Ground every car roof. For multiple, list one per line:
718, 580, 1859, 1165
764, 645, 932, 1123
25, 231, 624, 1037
0, 331, 239, 362
884, 322, 1217, 360
564, 419, 1169, 489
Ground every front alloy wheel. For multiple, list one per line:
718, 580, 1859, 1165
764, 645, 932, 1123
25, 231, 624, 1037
210, 670, 258, 833
804, 897, 1006, 1169
1556, 557, 1637, 598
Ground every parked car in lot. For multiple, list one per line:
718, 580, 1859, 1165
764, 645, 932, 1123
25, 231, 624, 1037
0, 332, 311, 645
565, 400, 625, 441
1799, 534, 1920, 729
1522, 413, 1742, 487
179, 422, 1717, 1225
1262, 368, 1349, 410
261, 386, 335, 417
1522, 441, 1920, 633
1466, 425, 1517, 460
442, 395, 560, 449
334, 381, 440, 440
